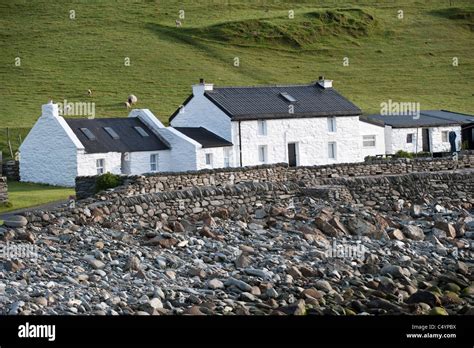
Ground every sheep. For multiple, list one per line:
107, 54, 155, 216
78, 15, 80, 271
127, 94, 137, 105
87, 89, 92, 97
176, 19, 182, 27
125, 101, 131, 109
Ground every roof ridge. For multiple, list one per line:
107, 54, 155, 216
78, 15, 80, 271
212, 83, 317, 89
65, 117, 129, 121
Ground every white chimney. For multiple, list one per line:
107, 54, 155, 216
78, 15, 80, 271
41, 102, 59, 118
192, 78, 213, 95
317, 76, 333, 89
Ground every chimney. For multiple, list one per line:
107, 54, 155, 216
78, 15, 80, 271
41, 102, 59, 118
192, 78, 214, 95
317, 76, 333, 89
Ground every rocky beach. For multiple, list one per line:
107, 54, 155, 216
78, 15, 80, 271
1, 169, 473, 316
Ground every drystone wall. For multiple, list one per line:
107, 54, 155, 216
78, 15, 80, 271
0, 177, 7, 204
76, 153, 474, 199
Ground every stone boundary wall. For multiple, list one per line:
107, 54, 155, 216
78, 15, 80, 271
316, 171, 473, 207
3, 160, 19, 181
20, 171, 472, 232
25, 181, 301, 227
0, 177, 8, 204
76, 153, 474, 199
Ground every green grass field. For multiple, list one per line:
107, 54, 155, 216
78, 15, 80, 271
0, 0, 473, 159
0, 181, 74, 214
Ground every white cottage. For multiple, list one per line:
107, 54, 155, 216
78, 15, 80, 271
170, 77, 365, 167
360, 110, 474, 155
20, 103, 232, 186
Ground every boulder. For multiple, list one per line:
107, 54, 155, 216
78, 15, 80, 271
433, 221, 456, 239
3, 215, 28, 228
402, 225, 425, 241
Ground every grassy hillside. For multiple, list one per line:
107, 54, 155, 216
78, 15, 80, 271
0, 0, 473, 158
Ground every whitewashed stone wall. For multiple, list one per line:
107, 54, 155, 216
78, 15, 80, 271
128, 150, 170, 174
389, 128, 423, 154
197, 146, 233, 169
156, 128, 200, 171
388, 126, 461, 154
231, 116, 363, 167
170, 84, 232, 141
360, 121, 386, 158
430, 126, 461, 152
77, 152, 122, 176
20, 104, 82, 187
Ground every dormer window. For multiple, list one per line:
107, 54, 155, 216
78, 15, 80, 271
80, 128, 96, 140
134, 126, 149, 137
280, 92, 297, 103
104, 127, 119, 139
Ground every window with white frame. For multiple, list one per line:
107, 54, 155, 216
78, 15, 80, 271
258, 145, 268, 163
362, 135, 376, 147
328, 142, 337, 159
327, 117, 336, 132
223, 148, 231, 167
441, 131, 448, 143
406, 133, 414, 143
96, 159, 105, 174
205, 153, 213, 166
150, 154, 158, 172
258, 120, 267, 135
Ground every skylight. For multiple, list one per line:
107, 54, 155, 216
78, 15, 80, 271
104, 127, 119, 140
134, 126, 149, 137
80, 128, 96, 140
280, 92, 297, 103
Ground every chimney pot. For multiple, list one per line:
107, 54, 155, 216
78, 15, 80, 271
317, 77, 333, 89
199, 78, 205, 84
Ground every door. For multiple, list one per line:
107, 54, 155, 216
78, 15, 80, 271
288, 143, 297, 167
422, 128, 430, 152
461, 126, 474, 150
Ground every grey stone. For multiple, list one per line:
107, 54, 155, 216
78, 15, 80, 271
403, 225, 425, 241
226, 277, 252, 292
87, 258, 106, 270
208, 279, 224, 290
3, 216, 28, 228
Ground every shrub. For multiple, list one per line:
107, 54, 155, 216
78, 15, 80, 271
95, 173, 121, 193
0, 201, 13, 209
394, 150, 414, 159
415, 151, 432, 158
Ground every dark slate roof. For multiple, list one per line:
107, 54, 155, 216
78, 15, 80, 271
421, 110, 474, 125
169, 82, 361, 122
361, 112, 465, 128
65, 117, 169, 154
174, 127, 233, 148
